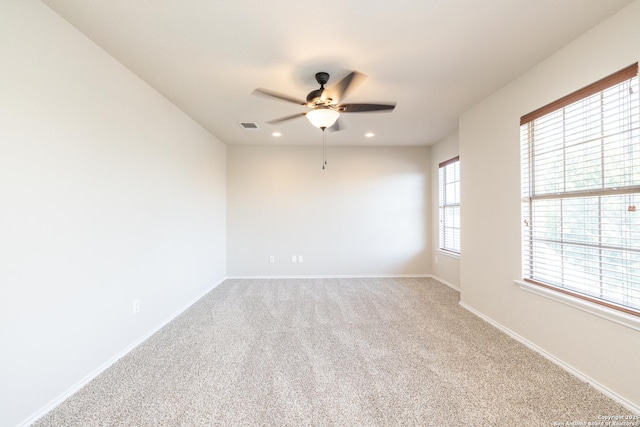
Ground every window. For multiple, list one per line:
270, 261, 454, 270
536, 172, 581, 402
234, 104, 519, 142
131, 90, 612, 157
520, 63, 640, 316
439, 156, 460, 254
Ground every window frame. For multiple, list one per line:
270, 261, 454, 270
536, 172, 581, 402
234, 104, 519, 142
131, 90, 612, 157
520, 63, 640, 318
438, 156, 461, 255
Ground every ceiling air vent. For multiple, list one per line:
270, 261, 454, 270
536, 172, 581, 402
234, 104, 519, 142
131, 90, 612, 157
238, 122, 259, 130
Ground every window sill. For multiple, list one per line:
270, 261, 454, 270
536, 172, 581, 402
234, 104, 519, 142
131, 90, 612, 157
437, 249, 460, 260
515, 279, 640, 332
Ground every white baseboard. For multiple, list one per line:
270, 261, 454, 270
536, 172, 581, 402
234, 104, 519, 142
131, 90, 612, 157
19, 277, 226, 427
459, 301, 640, 415
226, 274, 462, 292
226, 274, 432, 279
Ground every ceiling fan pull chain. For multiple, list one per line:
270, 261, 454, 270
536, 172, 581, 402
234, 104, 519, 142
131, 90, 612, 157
322, 127, 326, 170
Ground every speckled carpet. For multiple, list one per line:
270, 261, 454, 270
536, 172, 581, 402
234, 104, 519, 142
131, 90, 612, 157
33, 277, 631, 426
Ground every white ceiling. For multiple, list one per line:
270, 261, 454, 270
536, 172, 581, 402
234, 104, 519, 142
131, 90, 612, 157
40, 0, 633, 147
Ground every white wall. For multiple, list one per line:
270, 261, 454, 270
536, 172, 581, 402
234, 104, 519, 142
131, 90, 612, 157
0, 1, 227, 426
429, 131, 460, 288
459, 0, 640, 409
227, 145, 430, 276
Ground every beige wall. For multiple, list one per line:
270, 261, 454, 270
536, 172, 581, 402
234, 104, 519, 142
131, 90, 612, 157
459, 0, 640, 409
227, 145, 430, 276
0, 1, 227, 426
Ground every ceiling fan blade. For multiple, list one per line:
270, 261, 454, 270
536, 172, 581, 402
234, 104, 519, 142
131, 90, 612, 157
337, 103, 396, 113
328, 71, 366, 103
266, 112, 307, 124
253, 88, 306, 105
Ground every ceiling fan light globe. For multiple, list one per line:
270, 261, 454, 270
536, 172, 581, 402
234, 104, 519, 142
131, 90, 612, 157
306, 109, 339, 129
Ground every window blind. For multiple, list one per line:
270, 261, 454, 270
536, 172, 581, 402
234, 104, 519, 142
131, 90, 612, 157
439, 156, 460, 254
521, 63, 640, 316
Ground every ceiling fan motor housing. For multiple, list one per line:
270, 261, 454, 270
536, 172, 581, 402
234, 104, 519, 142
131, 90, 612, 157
306, 88, 327, 105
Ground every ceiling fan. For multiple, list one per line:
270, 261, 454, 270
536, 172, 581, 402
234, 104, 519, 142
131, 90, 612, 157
253, 71, 396, 131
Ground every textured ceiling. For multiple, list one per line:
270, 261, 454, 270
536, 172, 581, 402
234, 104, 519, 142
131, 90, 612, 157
40, 0, 633, 146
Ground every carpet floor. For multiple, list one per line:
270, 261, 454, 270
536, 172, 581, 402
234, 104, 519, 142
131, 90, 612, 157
33, 277, 632, 426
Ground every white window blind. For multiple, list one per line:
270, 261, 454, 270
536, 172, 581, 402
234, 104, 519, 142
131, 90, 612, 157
439, 156, 460, 254
520, 63, 640, 316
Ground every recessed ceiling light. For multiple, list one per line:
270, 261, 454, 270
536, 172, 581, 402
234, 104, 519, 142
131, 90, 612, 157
272, 132, 282, 137
364, 132, 375, 138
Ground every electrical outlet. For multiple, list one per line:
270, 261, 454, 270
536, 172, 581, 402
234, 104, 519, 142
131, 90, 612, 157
298, 255, 304, 263
291, 255, 297, 263
269, 255, 275, 263
435, 256, 439, 264
133, 299, 140, 314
